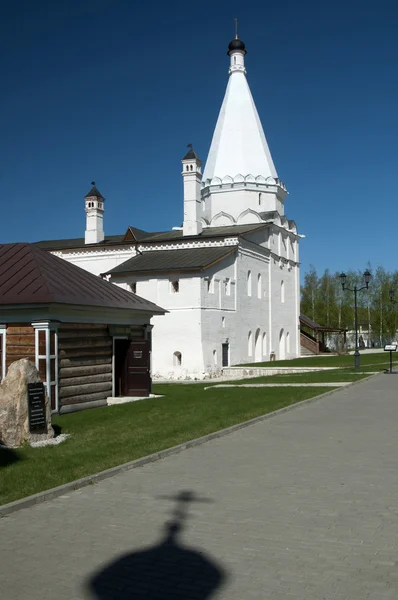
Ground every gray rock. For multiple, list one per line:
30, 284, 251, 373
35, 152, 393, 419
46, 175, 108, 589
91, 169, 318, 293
0, 359, 54, 448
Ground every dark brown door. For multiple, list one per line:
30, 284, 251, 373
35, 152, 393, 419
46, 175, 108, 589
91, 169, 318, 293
124, 340, 151, 397
114, 339, 130, 397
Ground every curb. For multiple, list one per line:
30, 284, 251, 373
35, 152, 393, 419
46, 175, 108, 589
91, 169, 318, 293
0, 372, 380, 517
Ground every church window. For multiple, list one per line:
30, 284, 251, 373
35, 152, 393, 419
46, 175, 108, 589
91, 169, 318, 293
248, 331, 253, 357
186, 165, 189, 171
247, 270, 252, 296
224, 278, 231, 295
130, 282, 137, 294
190, 164, 193, 171
257, 273, 262, 298
171, 280, 179, 293
281, 280, 285, 303
173, 351, 182, 366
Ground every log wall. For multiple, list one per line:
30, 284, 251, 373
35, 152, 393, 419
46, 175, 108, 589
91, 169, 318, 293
5, 325, 35, 371
58, 324, 113, 408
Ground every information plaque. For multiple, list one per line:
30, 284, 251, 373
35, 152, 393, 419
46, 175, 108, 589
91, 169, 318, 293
384, 344, 397, 352
27, 382, 47, 433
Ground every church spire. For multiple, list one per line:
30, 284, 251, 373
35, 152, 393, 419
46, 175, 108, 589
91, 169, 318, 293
201, 32, 287, 226
203, 34, 277, 183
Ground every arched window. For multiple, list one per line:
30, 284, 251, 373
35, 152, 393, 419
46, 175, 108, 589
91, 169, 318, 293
247, 270, 252, 296
248, 331, 253, 357
186, 165, 189, 171
257, 273, 262, 298
190, 164, 193, 171
173, 351, 182, 366
281, 280, 285, 303
254, 328, 261, 362
171, 280, 179, 293
262, 332, 267, 357
213, 350, 217, 365
279, 329, 285, 360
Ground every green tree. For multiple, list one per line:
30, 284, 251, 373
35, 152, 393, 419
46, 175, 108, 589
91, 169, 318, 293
300, 265, 319, 321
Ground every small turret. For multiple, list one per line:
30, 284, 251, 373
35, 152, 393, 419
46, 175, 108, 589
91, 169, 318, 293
182, 146, 203, 236
84, 182, 105, 244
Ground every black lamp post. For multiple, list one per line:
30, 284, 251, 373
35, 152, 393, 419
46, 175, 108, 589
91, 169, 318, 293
339, 270, 372, 371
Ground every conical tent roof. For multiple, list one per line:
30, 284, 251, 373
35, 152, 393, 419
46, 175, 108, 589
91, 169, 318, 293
203, 53, 278, 182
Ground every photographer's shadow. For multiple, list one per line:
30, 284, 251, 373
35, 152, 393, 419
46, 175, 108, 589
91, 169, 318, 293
87, 491, 227, 600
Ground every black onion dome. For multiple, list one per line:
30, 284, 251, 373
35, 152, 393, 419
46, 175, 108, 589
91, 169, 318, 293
227, 38, 247, 55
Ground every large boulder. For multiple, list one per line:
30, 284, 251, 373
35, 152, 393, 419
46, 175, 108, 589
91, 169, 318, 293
0, 359, 54, 447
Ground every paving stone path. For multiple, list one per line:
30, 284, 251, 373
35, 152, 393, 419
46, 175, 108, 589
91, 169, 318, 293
1, 373, 398, 599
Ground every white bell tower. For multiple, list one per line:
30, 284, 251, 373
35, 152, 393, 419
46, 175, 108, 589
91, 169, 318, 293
84, 183, 105, 244
182, 145, 203, 236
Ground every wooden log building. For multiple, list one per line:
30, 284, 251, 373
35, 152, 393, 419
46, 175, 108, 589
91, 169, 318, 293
0, 243, 165, 413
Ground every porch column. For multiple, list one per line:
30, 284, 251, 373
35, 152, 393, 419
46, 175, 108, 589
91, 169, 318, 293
0, 324, 7, 381
32, 321, 59, 412
144, 324, 154, 394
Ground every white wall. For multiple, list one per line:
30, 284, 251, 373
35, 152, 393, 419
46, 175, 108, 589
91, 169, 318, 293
53, 247, 136, 277
55, 227, 300, 378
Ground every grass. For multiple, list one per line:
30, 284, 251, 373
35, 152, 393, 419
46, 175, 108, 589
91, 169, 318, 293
0, 383, 334, 507
241, 351, 396, 369
208, 369, 372, 386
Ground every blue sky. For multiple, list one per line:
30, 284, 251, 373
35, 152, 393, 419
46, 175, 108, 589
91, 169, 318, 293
1, 0, 397, 278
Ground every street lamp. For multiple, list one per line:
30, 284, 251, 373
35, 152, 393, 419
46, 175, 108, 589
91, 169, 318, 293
339, 270, 372, 371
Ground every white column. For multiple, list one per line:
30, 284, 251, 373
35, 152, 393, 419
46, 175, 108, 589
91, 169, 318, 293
0, 324, 7, 381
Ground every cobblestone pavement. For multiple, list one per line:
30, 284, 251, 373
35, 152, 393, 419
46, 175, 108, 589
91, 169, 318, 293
1, 373, 398, 599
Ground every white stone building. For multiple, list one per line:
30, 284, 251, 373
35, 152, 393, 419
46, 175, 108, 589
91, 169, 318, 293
36, 35, 301, 378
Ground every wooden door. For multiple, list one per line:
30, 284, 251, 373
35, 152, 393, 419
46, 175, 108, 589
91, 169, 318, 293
124, 340, 151, 397
114, 339, 130, 397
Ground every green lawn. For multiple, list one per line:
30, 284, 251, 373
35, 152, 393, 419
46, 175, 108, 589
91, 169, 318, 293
1, 384, 334, 507
207, 369, 372, 386
240, 351, 395, 369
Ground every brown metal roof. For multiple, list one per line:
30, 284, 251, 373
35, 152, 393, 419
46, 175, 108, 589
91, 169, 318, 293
300, 314, 347, 333
34, 234, 126, 250
106, 246, 237, 276
33, 224, 269, 251
0, 244, 165, 314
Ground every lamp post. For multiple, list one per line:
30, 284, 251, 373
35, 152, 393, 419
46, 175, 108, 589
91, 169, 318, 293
339, 270, 372, 371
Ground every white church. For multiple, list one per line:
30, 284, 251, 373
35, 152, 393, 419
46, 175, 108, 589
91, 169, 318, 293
36, 34, 301, 378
